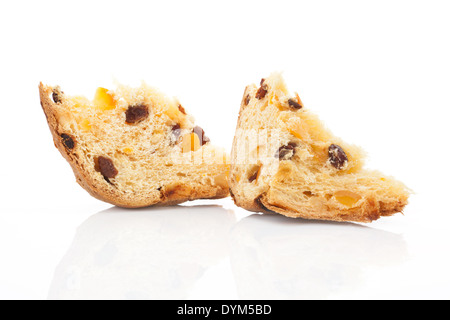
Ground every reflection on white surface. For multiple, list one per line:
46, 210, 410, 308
48, 204, 409, 300
230, 214, 408, 299
48, 205, 235, 300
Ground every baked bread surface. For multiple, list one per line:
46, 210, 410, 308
230, 73, 409, 222
39, 82, 229, 208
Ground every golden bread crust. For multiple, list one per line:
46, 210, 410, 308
230, 73, 409, 222
39, 83, 229, 208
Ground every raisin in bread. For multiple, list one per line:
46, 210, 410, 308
230, 73, 410, 222
39, 82, 229, 208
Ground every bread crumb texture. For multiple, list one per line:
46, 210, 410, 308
39, 82, 229, 208
230, 73, 410, 222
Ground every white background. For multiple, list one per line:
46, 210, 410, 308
0, 0, 449, 299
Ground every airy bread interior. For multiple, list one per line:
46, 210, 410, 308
230, 73, 410, 222
40, 82, 229, 208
